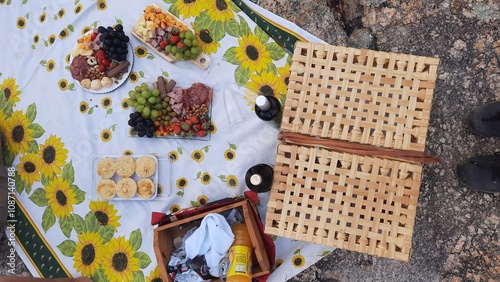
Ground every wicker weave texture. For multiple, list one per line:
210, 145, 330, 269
283, 42, 440, 152
265, 144, 422, 261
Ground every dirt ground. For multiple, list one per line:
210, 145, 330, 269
251, 0, 500, 281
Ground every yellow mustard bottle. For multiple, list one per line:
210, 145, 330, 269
226, 223, 253, 282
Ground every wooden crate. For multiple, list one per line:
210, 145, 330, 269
265, 42, 440, 261
154, 199, 270, 281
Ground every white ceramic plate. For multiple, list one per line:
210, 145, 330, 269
69, 32, 134, 94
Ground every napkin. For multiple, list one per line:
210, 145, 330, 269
185, 213, 235, 270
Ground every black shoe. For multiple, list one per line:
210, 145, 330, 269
456, 152, 500, 193
467, 101, 500, 137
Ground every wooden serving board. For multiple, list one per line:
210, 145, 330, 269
131, 3, 210, 70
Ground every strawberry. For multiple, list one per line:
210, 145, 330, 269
189, 116, 198, 124
159, 40, 168, 49
170, 35, 180, 45
197, 130, 206, 138
102, 58, 111, 66
171, 27, 180, 36
98, 64, 107, 72
177, 42, 185, 49
96, 49, 106, 59
202, 121, 210, 130
173, 124, 182, 135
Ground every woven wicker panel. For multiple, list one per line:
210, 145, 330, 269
283, 42, 440, 152
265, 143, 422, 262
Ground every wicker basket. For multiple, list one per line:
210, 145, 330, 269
265, 42, 440, 261
282, 42, 439, 152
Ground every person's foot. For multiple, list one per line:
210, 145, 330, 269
456, 152, 500, 193
467, 101, 500, 137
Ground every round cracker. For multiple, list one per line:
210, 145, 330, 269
135, 156, 157, 178
97, 179, 116, 199
96, 157, 116, 178
137, 178, 155, 199
116, 156, 135, 177
116, 177, 137, 199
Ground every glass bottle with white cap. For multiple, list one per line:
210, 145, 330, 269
245, 164, 274, 193
254, 94, 282, 127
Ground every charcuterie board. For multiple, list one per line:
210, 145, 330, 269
131, 3, 210, 70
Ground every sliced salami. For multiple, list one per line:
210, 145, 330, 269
69, 55, 90, 81
183, 83, 212, 108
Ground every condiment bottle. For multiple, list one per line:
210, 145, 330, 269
245, 164, 273, 193
255, 95, 282, 127
226, 223, 253, 282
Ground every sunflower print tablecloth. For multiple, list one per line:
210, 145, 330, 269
0, 0, 333, 281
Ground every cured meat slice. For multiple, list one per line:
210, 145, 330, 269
183, 83, 212, 108
69, 55, 90, 81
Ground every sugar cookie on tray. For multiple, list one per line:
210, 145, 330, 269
96, 157, 116, 178
116, 177, 137, 199
135, 156, 156, 177
137, 178, 155, 199
116, 156, 135, 177
97, 179, 116, 199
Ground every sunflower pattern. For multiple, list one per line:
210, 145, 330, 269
89, 200, 121, 231
57, 220, 152, 281
17, 153, 42, 189
2, 1, 334, 281
3, 110, 36, 156
224, 141, 237, 161
38, 135, 68, 178
146, 265, 162, 282
29, 161, 85, 236
1, 77, 21, 106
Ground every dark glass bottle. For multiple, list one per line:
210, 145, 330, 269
245, 164, 274, 193
255, 95, 282, 127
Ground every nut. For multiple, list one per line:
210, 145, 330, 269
87, 56, 97, 65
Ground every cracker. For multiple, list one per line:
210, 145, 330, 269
137, 178, 155, 199
116, 177, 137, 199
97, 179, 116, 199
96, 157, 116, 178
116, 156, 135, 177
135, 156, 156, 178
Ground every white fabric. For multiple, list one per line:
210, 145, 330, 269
185, 213, 235, 270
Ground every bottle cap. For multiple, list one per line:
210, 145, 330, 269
255, 95, 270, 110
250, 174, 262, 185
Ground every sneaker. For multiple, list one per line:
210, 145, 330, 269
467, 101, 500, 137
456, 152, 500, 193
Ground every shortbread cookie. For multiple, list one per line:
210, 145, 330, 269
97, 179, 116, 199
116, 177, 137, 199
135, 156, 156, 178
137, 178, 155, 199
116, 156, 135, 177
96, 157, 116, 178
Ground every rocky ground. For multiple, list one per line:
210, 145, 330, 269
252, 0, 500, 281
2, 0, 500, 281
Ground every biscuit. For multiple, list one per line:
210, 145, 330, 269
116, 156, 135, 177
96, 157, 116, 178
137, 178, 155, 199
97, 179, 116, 199
135, 156, 156, 178
116, 178, 137, 199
